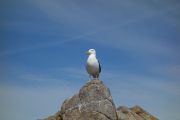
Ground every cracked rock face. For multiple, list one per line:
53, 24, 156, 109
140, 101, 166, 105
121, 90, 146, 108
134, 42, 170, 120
61, 79, 118, 120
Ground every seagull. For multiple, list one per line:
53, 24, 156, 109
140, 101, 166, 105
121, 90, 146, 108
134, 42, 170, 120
86, 49, 101, 79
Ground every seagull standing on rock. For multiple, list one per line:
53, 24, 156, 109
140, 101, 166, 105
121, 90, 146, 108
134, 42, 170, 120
86, 49, 101, 79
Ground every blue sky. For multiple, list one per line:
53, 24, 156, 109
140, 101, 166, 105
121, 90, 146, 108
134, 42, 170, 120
0, 0, 180, 120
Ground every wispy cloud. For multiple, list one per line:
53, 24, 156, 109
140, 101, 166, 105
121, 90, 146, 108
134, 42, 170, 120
1, 0, 179, 58
30, 0, 180, 56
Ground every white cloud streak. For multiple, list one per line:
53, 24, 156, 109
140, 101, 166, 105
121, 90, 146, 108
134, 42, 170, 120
29, 0, 180, 56
1, 0, 179, 58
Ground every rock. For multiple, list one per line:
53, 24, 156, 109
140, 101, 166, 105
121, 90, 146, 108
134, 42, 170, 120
42, 79, 158, 120
130, 105, 158, 120
61, 79, 118, 120
117, 106, 144, 120
117, 106, 158, 120
43, 111, 62, 120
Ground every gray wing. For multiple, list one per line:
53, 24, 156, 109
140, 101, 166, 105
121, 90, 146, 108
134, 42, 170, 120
98, 60, 101, 73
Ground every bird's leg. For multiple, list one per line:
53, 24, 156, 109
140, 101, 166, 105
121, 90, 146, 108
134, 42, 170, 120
95, 75, 98, 80
96, 74, 99, 80
89, 74, 92, 81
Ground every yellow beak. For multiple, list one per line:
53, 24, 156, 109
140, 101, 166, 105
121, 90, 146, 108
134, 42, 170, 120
86, 51, 90, 55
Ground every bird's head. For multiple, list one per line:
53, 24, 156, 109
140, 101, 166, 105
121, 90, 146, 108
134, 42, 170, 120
86, 49, 96, 55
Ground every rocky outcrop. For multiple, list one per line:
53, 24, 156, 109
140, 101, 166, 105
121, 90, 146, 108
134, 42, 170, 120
117, 106, 144, 120
42, 79, 158, 120
61, 79, 117, 120
130, 105, 158, 120
117, 106, 158, 120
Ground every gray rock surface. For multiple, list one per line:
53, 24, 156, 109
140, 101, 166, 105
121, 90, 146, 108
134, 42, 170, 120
42, 79, 158, 120
61, 79, 118, 120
